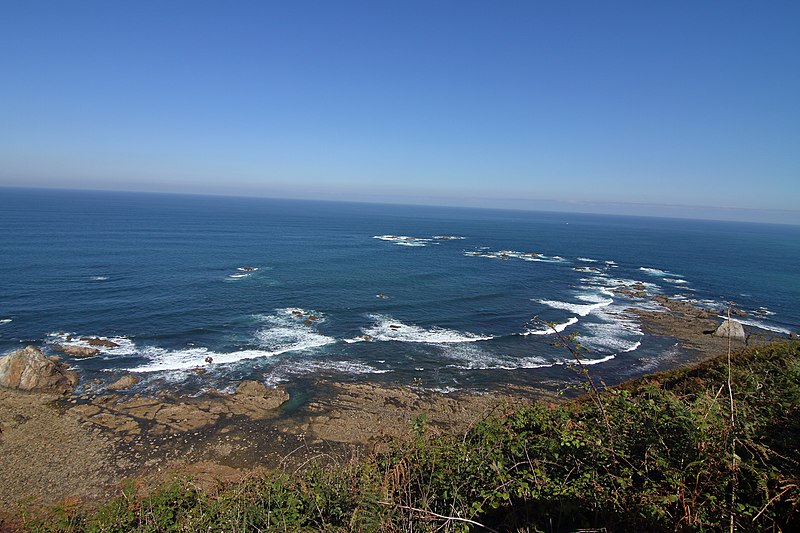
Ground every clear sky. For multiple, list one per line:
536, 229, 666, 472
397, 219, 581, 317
1, 1, 798, 223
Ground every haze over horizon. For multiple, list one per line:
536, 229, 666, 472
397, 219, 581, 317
2, 1, 798, 224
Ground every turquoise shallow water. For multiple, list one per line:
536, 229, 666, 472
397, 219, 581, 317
1, 188, 798, 393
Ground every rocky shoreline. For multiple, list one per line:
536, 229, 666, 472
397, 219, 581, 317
0, 295, 792, 519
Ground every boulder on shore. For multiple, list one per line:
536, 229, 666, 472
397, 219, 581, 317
713, 319, 746, 341
0, 346, 79, 393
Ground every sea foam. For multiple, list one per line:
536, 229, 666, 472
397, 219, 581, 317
363, 314, 493, 343
441, 343, 552, 370
536, 296, 613, 317
523, 317, 579, 336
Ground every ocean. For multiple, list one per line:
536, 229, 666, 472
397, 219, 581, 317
1, 188, 798, 395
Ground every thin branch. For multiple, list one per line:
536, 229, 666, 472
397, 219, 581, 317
752, 484, 796, 523
726, 302, 737, 533
377, 501, 500, 533
542, 318, 617, 457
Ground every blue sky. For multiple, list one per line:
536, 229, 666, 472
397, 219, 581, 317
1, 1, 798, 223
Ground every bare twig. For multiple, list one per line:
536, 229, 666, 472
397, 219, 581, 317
752, 484, 796, 523
726, 302, 737, 533
377, 501, 499, 533
541, 318, 617, 457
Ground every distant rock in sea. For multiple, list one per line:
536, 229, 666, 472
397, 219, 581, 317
79, 337, 120, 348
55, 345, 100, 358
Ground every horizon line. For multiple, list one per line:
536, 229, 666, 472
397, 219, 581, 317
2, 184, 798, 227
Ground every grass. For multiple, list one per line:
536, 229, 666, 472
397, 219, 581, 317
18, 341, 800, 532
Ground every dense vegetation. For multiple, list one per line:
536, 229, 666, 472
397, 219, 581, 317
24, 341, 800, 532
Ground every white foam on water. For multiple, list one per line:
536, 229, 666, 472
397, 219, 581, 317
577, 321, 643, 353
127, 347, 277, 373
536, 296, 613, 317
291, 360, 391, 375
262, 359, 391, 385
118, 308, 336, 373
523, 317, 579, 336
373, 235, 435, 247
90, 276, 109, 281
237, 267, 259, 272
577, 257, 598, 263
0, 319, 11, 325
639, 267, 682, 278
757, 307, 776, 316
665, 278, 688, 284
442, 344, 552, 370
427, 386, 461, 394
564, 354, 617, 366
253, 308, 335, 352
464, 249, 564, 263
432, 235, 465, 240
716, 315, 792, 335
605, 260, 617, 265
363, 314, 493, 344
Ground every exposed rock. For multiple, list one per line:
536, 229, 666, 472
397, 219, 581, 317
714, 319, 746, 341
652, 295, 714, 319
235, 380, 269, 398
55, 345, 100, 358
231, 380, 289, 415
298, 382, 530, 445
0, 346, 78, 393
79, 337, 119, 348
106, 375, 140, 391
614, 287, 648, 299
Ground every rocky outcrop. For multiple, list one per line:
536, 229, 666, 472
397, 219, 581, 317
231, 380, 289, 414
652, 295, 715, 319
714, 319, 746, 341
0, 346, 78, 393
78, 337, 119, 348
55, 345, 100, 358
106, 375, 140, 391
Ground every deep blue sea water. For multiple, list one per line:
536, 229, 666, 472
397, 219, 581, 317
1, 188, 798, 394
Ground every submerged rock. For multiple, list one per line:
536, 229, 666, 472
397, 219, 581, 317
713, 319, 746, 341
0, 346, 79, 393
